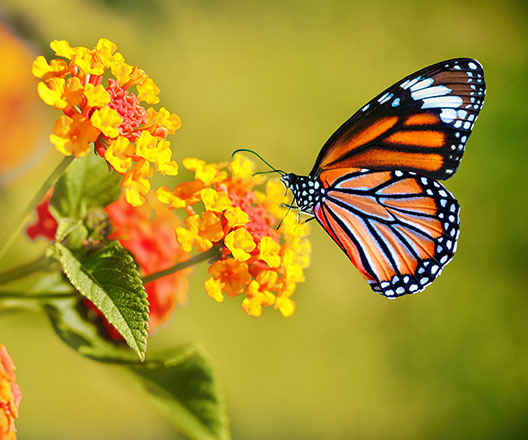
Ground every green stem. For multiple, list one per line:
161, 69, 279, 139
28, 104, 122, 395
0, 254, 53, 286
143, 245, 222, 284
0, 155, 75, 260
0, 290, 77, 300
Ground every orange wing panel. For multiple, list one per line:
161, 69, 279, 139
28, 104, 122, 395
321, 116, 398, 167
403, 113, 440, 126
385, 209, 443, 238
330, 191, 393, 221
319, 168, 360, 188
331, 150, 444, 173
373, 221, 419, 274
329, 171, 392, 190
382, 196, 437, 215
316, 204, 375, 282
377, 178, 423, 196
384, 130, 445, 148
326, 200, 397, 282
393, 224, 436, 261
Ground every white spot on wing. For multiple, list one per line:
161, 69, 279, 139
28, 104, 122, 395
378, 92, 393, 105
411, 85, 451, 100
422, 95, 463, 109
410, 77, 434, 92
440, 108, 456, 123
401, 76, 421, 90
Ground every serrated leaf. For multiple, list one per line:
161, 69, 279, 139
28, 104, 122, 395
45, 297, 141, 363
50, 153, 122, 220
54, 242, 149, 360
129, 345, 231, 440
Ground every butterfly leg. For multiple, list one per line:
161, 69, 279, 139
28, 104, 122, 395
281, 202, 299, 210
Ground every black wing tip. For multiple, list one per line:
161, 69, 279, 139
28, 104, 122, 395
432, 57, 483, 69
369, 255, 455, 298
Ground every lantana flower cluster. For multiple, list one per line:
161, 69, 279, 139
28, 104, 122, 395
32, 38, 181, 206
0, 345, 21, 440
157, 154, 311, 317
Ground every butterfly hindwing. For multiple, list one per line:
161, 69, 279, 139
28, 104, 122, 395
310, 58, 485, 181
313, 169, 460, 297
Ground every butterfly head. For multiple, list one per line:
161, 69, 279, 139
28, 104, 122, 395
280, 173, 295, 189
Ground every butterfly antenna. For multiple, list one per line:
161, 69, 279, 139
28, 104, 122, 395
254, 170, 284, 176
232, 148, 286, 176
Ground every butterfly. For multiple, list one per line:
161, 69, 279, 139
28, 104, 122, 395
277, 58, 485, 297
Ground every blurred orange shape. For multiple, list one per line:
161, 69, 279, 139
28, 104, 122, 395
0, 24, 44, 178
0, 344, 22, 439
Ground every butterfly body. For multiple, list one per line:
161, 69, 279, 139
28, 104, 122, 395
280, 173, 323, 213
282, 58, 485, 298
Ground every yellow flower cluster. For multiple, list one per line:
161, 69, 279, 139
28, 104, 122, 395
32, 39, 181, 206
157, 154, 311, 317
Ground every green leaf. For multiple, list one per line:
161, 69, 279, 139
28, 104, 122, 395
46, 297, 230, 439
129, 345, 231, 440
50, 153, 122, 220
55, 218, 83, 242
46, 301, 231, 439
54, 242, 149, 361
45, 297, 141, 363
55, 218, 88, 249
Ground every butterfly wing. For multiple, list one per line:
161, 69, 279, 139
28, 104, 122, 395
310, 58, 485, 181
313, 169, 459, 297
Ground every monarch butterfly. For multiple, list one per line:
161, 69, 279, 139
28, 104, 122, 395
238, 58, 485, 297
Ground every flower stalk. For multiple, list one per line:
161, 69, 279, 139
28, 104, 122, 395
0, 155, 74, 260
0, 291, 77, 300
142, 244, 222, 284
0, 255, 53, 286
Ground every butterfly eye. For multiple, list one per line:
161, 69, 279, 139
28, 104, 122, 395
281, 173, 295, 187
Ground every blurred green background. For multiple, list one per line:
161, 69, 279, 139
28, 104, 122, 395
0, 0, 527, 438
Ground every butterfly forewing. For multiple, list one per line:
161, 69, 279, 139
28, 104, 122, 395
313, 169, 460, 297
310, 58, 485, 181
